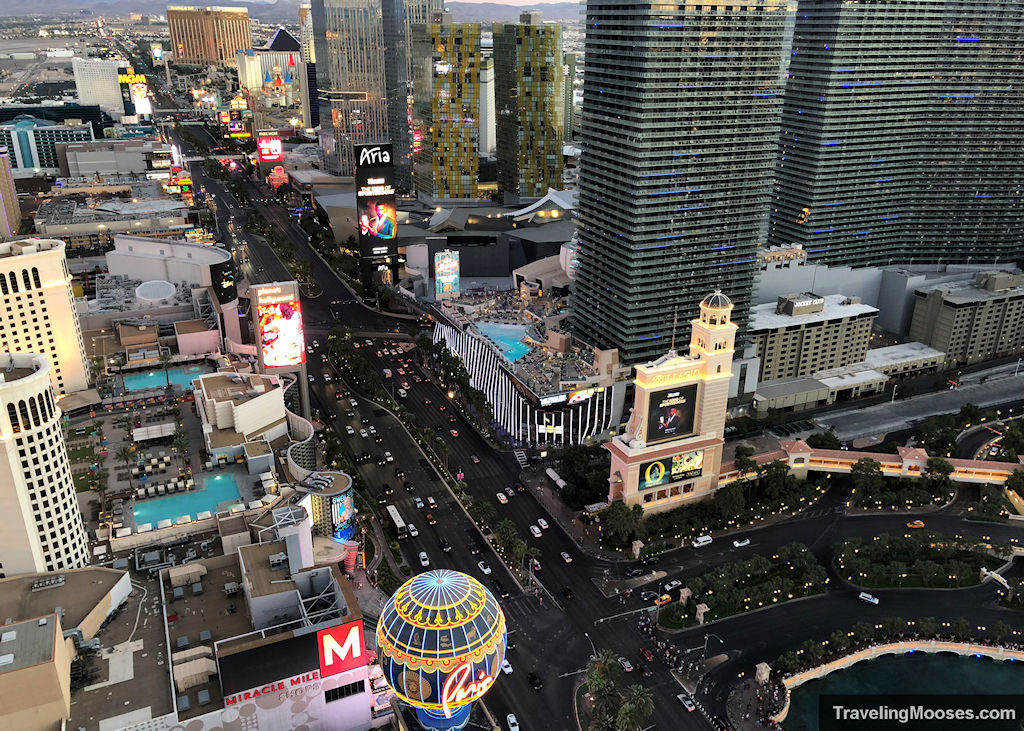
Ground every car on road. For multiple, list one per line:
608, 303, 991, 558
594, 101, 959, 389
500, 660, 513, 675
394, 467, 405, 478
478, 561, 491, 575
496, 492, 508, 505
439, 537, 452, 552
529, 525, 542, 538
638, 663, 652, 678
345, 426, 355, 435
450, 429, 459, 437
384, 451, 394, 462
471, 455, 480, 464
404, 480, 414, 492
626, 567, 647, 578
383, 484, 394, 496
335, 391, 343, 399
507, 714, 519, 731
691, 535, 713, 548
349, 399, 358, 407
323, 374, 332, 382
368, 425, 377, 434
373, 435, 383, 444
733, 538, 751, 548
677, 693, 696, 712
426, 496, 437, 509
359, 429, 368, 438
467, 541, 481, 554
561, 586, 575, 600
408, 524, 419, 537
426, 513, 436, 525
640, 590, 659, 603
537, 518, 549, 530
528, 672, 543, 690
439, 405, 447, 411
492, 579, 510, 598
640, 647, 654, 662
530, 558, 541, 572
617, 656, 633, 673
906, 519, 925, 529
858, 591, 880, 605
346, 410, 355, 418
504, 486, 515, 498
424, 399, 431, 405
655, 594, 673, 607
663, 579, 682, 593
376, 455, 387, 466
414, 497, 424, 509
561, 551, 572, 563
308, 374, 315, 382
419, 551, 430, 567
449, 415, 457, 423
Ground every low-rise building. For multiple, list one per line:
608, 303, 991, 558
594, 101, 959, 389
33, 197, 195, 248
56, 139, 173, 179
0, 116, 94, 177
193, 372, 288, 461
749, 293, 878, 383
909, 271, 1024, 367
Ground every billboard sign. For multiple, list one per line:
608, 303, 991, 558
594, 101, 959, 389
254, 283, 305, 368
434, 249, 460, 299
638, 450, 704, 490
354, 143, 397, 286
257, 131, 283, 162
331, 491, 355, 542
209, 258, 238, 305
318, 620, 365, 677
645, 383, 698, 445
151, 44, 163, 61
568, 387, 604, 404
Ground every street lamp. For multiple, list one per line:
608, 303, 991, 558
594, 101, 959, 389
1015, 358, 1023, 377
583, 632, 596, 656
288, 116, 301, 137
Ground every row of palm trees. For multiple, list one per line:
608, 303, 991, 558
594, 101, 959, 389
584, 649, 654, 731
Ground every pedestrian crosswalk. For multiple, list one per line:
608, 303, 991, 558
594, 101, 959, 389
514, 450, 528, 468
501, 593, 548, 622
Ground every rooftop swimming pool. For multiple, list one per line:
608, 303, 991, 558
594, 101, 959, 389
132, 473, 242, 526
477, 322, 531, 363
122, 365, 207, 392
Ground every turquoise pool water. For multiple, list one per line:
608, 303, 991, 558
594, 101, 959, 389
133, 473, 242, 526
123, 366, 206, 392
477, 322, 531, 362
786, 652, 1024, 730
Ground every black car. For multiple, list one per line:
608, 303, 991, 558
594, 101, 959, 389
626, 568, 647, 578
637, 663, 651, 678
404, 480, 414, 492
383, 483, 393, 495
562, 586, 575, 600
527, 672, 543, 690
373, 435, 383, 444
506, 640, 516, 651
466, 541, 480, 555
376, 494, 387, 505
439, 537, 452, 553
376, 455, 387, 466
394, 467, 405, 478
491, 579, 510, 598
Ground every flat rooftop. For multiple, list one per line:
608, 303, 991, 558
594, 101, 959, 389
915, 277, 1024, 305
864, 342, 946, 368
0, 238, 63, 259
174, 319, 213, 335
299, 470, 353, 497
750, 293, 878, 332
0, 568, 127, 632
196, 372, 280, 406
0, 615, 55, 675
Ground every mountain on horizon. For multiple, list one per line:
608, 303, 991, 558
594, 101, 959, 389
0, 0, 582, 23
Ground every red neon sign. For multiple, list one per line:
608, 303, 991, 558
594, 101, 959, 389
257, 133, 283, 162
317, 620, 365, 677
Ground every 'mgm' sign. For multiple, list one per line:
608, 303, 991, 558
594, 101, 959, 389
317, 620, 365, 676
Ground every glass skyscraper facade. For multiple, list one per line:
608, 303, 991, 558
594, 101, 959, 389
571, 0, 792, 364
769, 0, 1024, 267
493, 13, 565, 202
312, 0, 389, 176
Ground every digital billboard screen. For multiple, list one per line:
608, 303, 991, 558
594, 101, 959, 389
255, 285, 305, 368
645, 383, 698, 445
354, 143, 397, 272
638, 450, 704, 490
209, 258, 238, 305
331, 491, 355, 542
257, 131, 283, 162
434, 249, 459, 298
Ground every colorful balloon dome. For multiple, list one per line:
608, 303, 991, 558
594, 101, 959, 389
376, 569, 506, 719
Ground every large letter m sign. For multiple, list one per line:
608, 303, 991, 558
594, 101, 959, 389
317, 620, 365, 676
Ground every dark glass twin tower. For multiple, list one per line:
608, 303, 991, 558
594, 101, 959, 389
571, 0, 1024, 365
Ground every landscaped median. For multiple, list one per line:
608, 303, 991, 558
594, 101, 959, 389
834, 532, 1009, 589
658, 542, 828, 629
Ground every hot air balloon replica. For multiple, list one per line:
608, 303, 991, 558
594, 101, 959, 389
376, 569, 506, 730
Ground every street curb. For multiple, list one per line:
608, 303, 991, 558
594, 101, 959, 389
572, 679, 586, 731
655, 590, 828, 635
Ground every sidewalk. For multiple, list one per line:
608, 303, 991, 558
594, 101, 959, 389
725, 678, 785, 731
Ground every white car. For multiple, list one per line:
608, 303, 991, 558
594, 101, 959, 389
507, 714, 519, 731
477, 561, 492, 575
345, 425, 355, 435
529, 525, 542, 538
733, 538, 751, 548
500, 660, 513, 675
359, 429, 368, 438
419, 551, 430, 567
663, 579, 683, 593
323, 374, 332, 382
617, 656, 633, 673
530, 558, 541, 572
537, 518, 549, 530
560, 551, 572, 563
408, 524, 419, 537
414, 497, 424, 509
384, 451, 394, 462
368, 425, 377, 433
349, 399, 358, 407
858, 591, 879, 605
496, 492, 508, 505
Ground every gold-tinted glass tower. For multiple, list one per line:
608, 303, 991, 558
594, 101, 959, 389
493, 11, 564, 202
167, 6, 252, 67
411, 11, 481, 202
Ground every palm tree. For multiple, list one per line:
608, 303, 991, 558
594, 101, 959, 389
158, 351, 173, 388
586, 674, 621, 728
616, 685, 654, 731
586, 648, 621, 684
115, 445, 133, 486
172, 427, 188, 468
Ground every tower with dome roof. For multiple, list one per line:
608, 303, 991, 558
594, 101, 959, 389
605, 291, 738, 515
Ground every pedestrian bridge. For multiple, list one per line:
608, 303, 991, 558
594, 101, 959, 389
772, 640, 1024, 723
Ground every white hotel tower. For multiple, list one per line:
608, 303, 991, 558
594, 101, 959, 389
0, 353, 89, 577
0, 239, 89, 395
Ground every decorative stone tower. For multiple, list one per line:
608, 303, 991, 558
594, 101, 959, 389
606, 291, 737, 514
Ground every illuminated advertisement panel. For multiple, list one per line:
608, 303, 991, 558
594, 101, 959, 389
255, 284, 305, 368
638, 450, 704, 490
331, 491, 355, 542
645, 383, 698, 445
130, 81, 152, 116
209, 258, 238, 305
151, 44, 163, 61
568, 386, 604, 404
354, 143, 397, 287
318, 620, 366, 677
256, 131, 283, 162
434, 249, 460, 299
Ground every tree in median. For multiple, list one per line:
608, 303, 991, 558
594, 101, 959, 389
923, 457, 954, 489
850, 457, 885, 498
616, 685, 654, 731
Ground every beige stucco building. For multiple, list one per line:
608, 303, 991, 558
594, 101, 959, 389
909, 271, 1024, 367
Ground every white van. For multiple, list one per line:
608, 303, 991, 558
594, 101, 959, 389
691, 535, 713, 548
397, 388, 407, 398
858, 591, 879, 605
